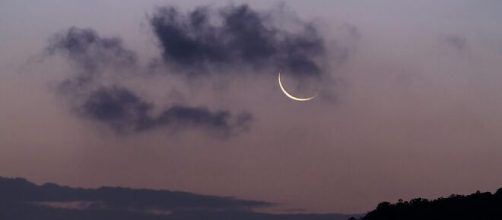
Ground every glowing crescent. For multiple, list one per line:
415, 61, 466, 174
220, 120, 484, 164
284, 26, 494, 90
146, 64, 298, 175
278, 72, 316, 102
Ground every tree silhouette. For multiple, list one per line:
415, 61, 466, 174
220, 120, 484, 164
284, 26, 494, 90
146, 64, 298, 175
350, 188, 502, 220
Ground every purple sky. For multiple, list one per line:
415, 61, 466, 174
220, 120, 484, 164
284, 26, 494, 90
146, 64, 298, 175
1, 0, 502, 213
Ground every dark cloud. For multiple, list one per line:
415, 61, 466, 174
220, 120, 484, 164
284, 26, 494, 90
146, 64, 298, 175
80, 87, 252, 136
156, 105, 252, 135
150, 4, 326, 78
47, 27, 137, 87
79, 87, 153, 132
47, 27, 252, 137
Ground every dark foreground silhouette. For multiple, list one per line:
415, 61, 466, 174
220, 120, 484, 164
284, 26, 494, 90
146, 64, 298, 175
0, 176, 353, 220
351, 188, 502, 220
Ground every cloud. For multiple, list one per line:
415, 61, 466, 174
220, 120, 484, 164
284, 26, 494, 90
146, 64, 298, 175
42, 4, 348, 137
78, 87, 153, 132
150, 4, 327, 79
47, 27, 137, 88
46, 27, 252, 136
156, 105, 252, 136
79, 87, 252, 135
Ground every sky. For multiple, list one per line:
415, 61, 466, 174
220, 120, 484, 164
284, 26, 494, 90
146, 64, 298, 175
1, 0, 502, 214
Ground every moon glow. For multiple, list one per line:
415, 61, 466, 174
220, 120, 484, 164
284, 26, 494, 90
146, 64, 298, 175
277, 72, 317, 102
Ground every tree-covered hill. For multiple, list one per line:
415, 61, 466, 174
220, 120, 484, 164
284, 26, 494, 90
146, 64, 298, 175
352, 188, 502, 220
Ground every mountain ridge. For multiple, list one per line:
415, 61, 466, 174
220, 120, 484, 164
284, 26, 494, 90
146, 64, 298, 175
0, 176, 355, 220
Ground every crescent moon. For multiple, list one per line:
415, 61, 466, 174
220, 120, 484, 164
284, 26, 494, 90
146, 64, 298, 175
278, 72, 317, 102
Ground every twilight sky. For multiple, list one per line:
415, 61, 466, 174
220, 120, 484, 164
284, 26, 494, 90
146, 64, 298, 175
1, 0, 502, 214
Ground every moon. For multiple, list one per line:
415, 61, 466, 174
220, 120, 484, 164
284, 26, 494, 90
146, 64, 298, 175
278, 72, 317, 102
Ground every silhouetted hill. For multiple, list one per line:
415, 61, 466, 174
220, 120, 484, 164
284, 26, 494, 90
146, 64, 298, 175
0, 176, 267, 210
352, 188, 502, 220
0, 176, 354, 220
